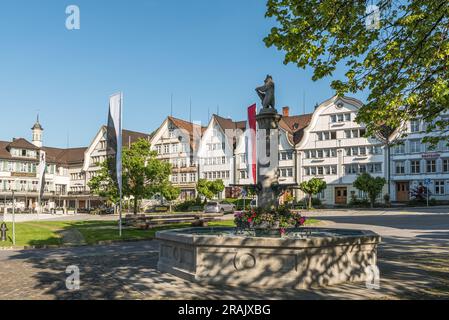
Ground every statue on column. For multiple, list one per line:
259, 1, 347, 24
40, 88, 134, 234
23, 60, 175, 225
255, 75, 275, 111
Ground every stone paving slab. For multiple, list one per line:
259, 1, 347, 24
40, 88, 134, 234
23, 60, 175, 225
0, 214, 448, 300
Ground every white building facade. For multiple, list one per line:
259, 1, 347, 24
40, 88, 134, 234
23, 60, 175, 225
297, 96, 386, 205
197, 115, 242, 199
390, 117, 449, 202
150, 116, 203, 200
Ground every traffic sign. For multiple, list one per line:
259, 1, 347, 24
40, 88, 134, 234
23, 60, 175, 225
424, 179, 432, 186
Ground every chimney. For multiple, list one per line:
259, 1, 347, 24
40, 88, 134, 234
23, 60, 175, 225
282, 106, 290, 117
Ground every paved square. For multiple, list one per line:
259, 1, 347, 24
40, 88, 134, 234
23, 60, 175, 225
0, 209, 448, 300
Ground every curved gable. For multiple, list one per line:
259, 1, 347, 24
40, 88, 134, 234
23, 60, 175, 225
297, 95, 363, 149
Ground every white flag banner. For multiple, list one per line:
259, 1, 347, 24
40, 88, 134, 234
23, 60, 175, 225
37, 150, 46, 199
107, 92, 123, 195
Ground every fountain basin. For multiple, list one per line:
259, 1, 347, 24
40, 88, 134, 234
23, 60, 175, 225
156, 227, 381, 289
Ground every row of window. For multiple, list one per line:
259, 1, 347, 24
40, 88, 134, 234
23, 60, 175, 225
0, 180, 51, 192
346, 146, 383, 156
316, 128, 367, 141
10, 148, 37, 158
393, 140, 449, 154
169, 158, 192, 168
345, 163, 383, 175
71, 172, 84, 180
303, 145, 383, 159
344, 128, 367, 139
207, 143, 226, 151
238, 167, 294, 179
91, 156, 106, 166
70, 186, 86, 193
279, 167, 294, 177
171, 173, 197, 183
0, 161, 56, 175
202, 171, 230, 180
395, 159, 449, 174
304, 166, 338, 176
304, 148, 337, 159
0, 161, 36, 173
279, 151, 294, 161
330, 113, 352, 123
155, 143, 188, 155
202, 156, 227, 166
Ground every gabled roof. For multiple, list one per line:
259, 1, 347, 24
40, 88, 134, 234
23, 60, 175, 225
213, 114, 246, 132
212, 112, 313, 147
167, 116, 206, 151
99, 126, 153, 148
7, 138, 39, 150
280, 114, 313, 145
168, 116, 206, 134
42, 146, 87, 165
122, 129, 152, 147
0, 139, 40, 161
0, 141, 13, 159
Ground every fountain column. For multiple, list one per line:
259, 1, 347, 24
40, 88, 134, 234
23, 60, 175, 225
256, 108, 282, 209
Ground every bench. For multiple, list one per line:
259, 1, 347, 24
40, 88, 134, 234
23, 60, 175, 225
123, 213, 221, 230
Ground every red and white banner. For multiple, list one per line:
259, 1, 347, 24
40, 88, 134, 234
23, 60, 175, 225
246, 104, 257, 185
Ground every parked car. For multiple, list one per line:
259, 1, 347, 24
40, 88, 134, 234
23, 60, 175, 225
204, 201, 236, 214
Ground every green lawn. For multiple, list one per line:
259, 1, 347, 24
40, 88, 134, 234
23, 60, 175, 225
0, 218, 319, 247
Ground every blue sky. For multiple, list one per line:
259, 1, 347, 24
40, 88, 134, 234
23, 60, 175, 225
0, 0, 366, 148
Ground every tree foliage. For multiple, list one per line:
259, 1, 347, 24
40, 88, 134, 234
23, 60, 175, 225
353, 173, 386, 207
264, 0, 449, 145
88, 158, 120, 205
88, 138, 174, 214
196, 179, 225, 200
161, 183, 181, 212
299, 178, 327, 209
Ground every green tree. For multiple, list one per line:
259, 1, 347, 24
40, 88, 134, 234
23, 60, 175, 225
353, 173, 386, 208
299, 178, 327, 209
161, 184, 181, 212
88, 138, 173, 214
209, 179, 225, 198
88, 158, 120, 205
196, 179, 225, 200
264, 0, 449, 145
196, 179, 214, 200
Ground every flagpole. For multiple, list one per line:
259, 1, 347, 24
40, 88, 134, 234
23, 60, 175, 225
119, 91, 123, 237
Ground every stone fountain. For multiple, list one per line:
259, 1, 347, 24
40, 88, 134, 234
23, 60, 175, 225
155, 77, 381, 289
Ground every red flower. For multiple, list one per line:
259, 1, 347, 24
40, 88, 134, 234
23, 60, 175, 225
248, 218, 253, 223
298, 217, 306, 225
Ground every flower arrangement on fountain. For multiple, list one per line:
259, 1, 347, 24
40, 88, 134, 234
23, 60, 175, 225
234, 206, 306, 236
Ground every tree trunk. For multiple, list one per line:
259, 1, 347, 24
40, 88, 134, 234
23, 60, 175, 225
308, 194, 312, 209
133, 198, 138, 215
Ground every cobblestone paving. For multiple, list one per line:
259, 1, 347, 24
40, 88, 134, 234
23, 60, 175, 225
0, 214, 448, 300
0, 247, 383, 300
